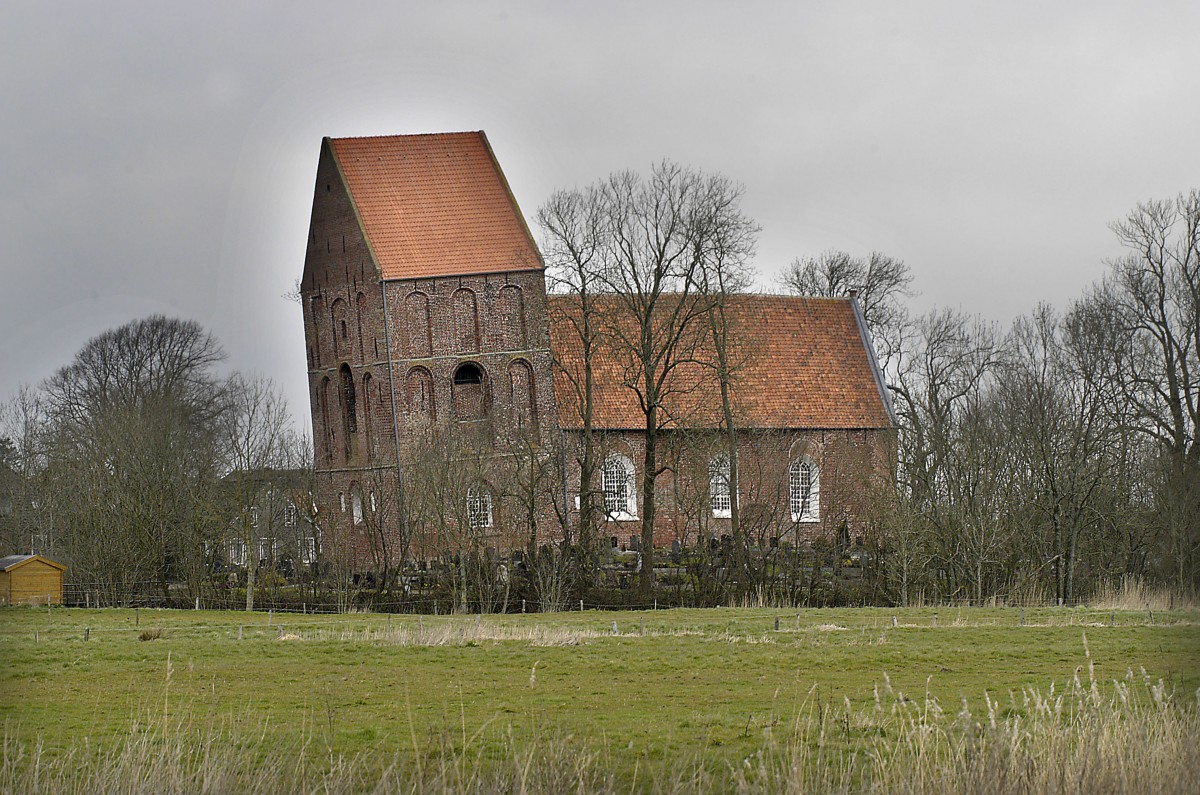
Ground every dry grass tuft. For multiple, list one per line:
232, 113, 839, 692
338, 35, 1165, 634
3, 654, 1195, 794
137, 627, 162, 642
1089, 575, 1197, 611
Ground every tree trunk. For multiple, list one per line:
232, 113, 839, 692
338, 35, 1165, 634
640, 409, 658, 597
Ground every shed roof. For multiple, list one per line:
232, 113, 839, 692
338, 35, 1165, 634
549, 294, 895, 431
328, 132, 543, 280
0, 554, 67, 572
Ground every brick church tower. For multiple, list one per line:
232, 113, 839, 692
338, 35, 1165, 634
299, 132, 558, 573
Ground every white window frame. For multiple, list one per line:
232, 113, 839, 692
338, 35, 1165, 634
789, 458, 820, 522
249, 506, 259, 528
299, 537, 317, 564
284, 503, 297, 527
228, 538, 247, 567
466, 485, 493, 529
709, 455, 732, 519
258, 537, 276, 562
602, 454, 637, 521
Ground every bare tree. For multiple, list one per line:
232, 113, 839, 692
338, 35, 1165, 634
587, 163, 758, 596
694, 196, 759, 597
539, 187, 608, 580
883, 309, 1003, 600
41, 316, 230, 602
1089, 191, 1199, 588
0, 387, 47, 556
219, 374, 296, 611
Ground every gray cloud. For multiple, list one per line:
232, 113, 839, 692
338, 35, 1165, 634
3, 1, 1198, 429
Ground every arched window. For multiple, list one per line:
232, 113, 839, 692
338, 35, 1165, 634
452, 288, 480, 353
405, 291, 432, 357
319, 377, 333, 464
330, 298, 348, 356
508, 359, 536, 431
497, 285, 525, 350
466, 485, 493, 529
710, 455, 732, 518
360, 372, 373, 458
453, 362, 487, 420
309, 295, 324, 367
351, 484, 364, 526
340, 364, 356, 460
406, 366, 436, 420
602, 454, 637, 520
355, 292, 367, 359
789, 458, 820, 522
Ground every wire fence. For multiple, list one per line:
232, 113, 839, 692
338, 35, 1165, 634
49, 582, 1135, 616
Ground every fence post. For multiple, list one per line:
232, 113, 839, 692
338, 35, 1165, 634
84, 627, 89, 642
580, 599, 584, 612
522, 599, 526, 613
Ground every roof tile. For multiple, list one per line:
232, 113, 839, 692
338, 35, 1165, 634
549, 294, 893, 430
329, 132, 542, 280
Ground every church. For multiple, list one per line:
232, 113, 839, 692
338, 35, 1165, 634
299, 131, 895, 573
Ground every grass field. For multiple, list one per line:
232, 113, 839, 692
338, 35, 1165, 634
1, 605, 1198, 792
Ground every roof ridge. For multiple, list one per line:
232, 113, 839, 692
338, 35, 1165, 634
328, 130, 483, 143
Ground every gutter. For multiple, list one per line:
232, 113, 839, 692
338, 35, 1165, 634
848, 293, 898, 427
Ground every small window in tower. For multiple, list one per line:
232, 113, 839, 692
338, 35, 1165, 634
454, 363, 483, 385
452, 363, 487, 420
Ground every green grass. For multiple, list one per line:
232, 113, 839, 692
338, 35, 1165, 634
1, 605, 1197, 790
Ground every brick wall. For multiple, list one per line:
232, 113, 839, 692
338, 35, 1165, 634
559, 428, 895, 551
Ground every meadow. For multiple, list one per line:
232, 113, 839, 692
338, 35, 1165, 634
1, 605, 1197, 793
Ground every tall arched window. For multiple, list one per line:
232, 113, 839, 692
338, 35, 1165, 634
497, 285, 525, 350
360, 372, 373, 459
406, 366, 436, 420
405, 291, 432, 357
466, 485, 493, 529
453, 362, 487, 420
340, 364, 357, 460
789, 458, 820, 522
319, 376, 333, 464
508, 359, 536, 431
330, 298, 348, 357
452, 288, 480, 353
355, 292, 368, 359
602, 454, 637, 520
309, 295, 324, 367
350, 483, 364, 526
710, 455, 732, 518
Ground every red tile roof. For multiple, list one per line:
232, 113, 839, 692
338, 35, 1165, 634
329, 132, 543, 280
549, 294, 894, 430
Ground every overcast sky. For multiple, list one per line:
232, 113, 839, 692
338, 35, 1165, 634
2, 1, 1198, 431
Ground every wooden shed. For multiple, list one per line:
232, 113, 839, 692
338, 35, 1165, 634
0, 554, 67, 606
